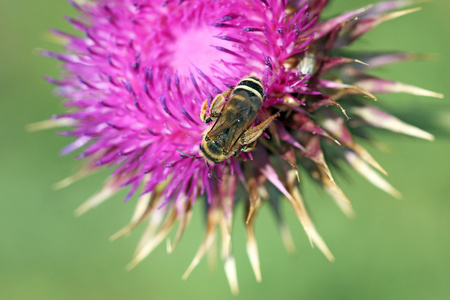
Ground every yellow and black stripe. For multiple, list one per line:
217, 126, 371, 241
232, 77, 264, 101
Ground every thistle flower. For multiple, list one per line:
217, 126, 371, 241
37, 0, 443, 294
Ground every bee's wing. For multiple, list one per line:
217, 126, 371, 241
207, 114, 237, 138
207, 116, 243, 151
224, 125, 241, 152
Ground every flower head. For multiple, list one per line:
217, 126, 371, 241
40, 0, 443, 294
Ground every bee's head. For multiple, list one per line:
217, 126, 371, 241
200, 137, 227, 163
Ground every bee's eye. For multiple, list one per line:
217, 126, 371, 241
205, 136, 210, 141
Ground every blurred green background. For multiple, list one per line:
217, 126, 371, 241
1, 1, 449, 299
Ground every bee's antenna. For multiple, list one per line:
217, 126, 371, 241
177, 149, 203, 159
206, 161, 223, 182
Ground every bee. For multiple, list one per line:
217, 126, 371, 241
199, 76, 279, 163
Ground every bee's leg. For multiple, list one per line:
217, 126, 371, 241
201, 89, 232, 123
240, 112, 280, 145
241, 140, 257, 152
200, 100, 209, 123
208, 90, 232, 120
